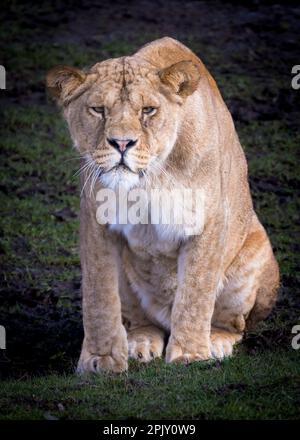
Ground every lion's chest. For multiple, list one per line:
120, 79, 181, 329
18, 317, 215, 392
110, 222, 184, 255
111, 223, 181, 330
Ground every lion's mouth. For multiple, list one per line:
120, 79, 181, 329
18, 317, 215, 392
106, 155, 147, 176
108, 163, 135, 174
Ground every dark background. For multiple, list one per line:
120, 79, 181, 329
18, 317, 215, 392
0, 0, 299, 391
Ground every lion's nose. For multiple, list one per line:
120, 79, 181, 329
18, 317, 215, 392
107, 138, 137, 153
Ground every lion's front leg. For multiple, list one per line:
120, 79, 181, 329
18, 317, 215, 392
77, 326, 128, 374
166, 294, 214, 364
76, 197, 128, 374
166, 233, 222, 364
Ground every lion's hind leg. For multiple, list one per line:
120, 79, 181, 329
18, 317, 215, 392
210, 327, 242, 359
211, 219, 279, 359
127, 325, 165, 362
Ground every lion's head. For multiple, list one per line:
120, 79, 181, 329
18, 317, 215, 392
46, 38, 209, 190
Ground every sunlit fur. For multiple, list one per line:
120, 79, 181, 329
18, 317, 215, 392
58, 56, 186, 193
47, 37, 279, 373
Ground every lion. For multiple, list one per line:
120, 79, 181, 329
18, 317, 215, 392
46, 37, 279, 373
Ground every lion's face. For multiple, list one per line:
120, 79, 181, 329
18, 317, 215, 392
47, 57, 200, 190
67, 59, 181, 190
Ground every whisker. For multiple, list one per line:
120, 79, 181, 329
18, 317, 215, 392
89, 163, 101, 198
64, 150, 95, 164
81, 162, 97, 197
73, 157, 93, 178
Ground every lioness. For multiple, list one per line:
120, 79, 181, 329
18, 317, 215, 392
47, 37, 279, 373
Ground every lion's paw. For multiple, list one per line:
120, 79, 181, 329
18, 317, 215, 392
128, 328, 164, 362
77, 351, 128, 374
210, 329, 242, 360
77, 327, 128, 374
166, 337, 212, 364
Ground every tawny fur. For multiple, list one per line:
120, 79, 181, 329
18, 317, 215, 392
46, 37, 279, 373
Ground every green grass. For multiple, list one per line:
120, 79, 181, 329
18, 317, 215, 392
1, 351, 299, 420
0, 0, 299, 420
0, 106, 80, 291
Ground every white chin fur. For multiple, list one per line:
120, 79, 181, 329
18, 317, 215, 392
100, 167, 140, 191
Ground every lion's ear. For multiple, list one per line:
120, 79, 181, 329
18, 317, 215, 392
46, 65, 86, 105
159, 60, 200, 98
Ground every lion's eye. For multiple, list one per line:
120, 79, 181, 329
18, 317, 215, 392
90, 106, 105, 115
142, 107, 157, 115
